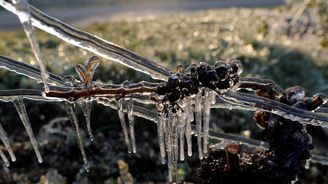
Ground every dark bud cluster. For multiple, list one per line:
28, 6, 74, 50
156, 60, 243, 105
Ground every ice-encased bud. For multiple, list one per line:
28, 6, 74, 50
198, 62, 211, 71
186, 63, 198, 78
214, 60, 229, 81
167, 74, 179, 89
230, 59, 243, 75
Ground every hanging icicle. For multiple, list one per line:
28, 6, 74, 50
65, 102, 88, 171
161, 110, 181, 182
165, 111, 173, 182
12, 97, 42, 163
179, 126, 185, 161
126, 98, 136, 153
202, 90, 212, 156
80, 100, 93, 141
117, 99, 132, 153
0, 123, 16, 162
156, 108, 166, 164
184, 98, 193, 157
177, 101, 186, 162
0, 150, 9, 167
195, 91, 203, 159
171, 113, 179, 183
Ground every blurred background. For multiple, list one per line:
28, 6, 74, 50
0, 0, 327, 183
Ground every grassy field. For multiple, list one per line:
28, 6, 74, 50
0, 7, 327, 93
0, 6, 327, 183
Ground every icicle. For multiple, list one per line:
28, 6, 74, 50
185, 98, 194, 156
157, 112, 166, 164
166, 112, 173, 182
117, 99, 131, 153
171, 114, 179, 182
202, 90, 212, 156
126, 99, 136, 153
0, 150, 9, 167
195, 92, 203, 159
12, 98, 42, 163
12, 0, 49, 92
211, 91, 217, 105
177, 106, 186, 161
65, 102, 88, 171
305, 158, 311, 169
80, 100, 93, 141
0, 123, 16, 162
165, 111, 180, 182
179, 127, 185, 161
185, 98, 192, 157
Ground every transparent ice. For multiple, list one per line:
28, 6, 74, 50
0, 0, 328, 182
0, 123, 16, 162
80, 100, 93, 141
157, 113, 166, 164
127, 98, 136, 153
12, 97, 43, 163
195, 92, 203, 159
12, 0, 49, 92
0, 0, 171, 81
185, 98, 193, 157
65, 102, 88, 171
117, 99, 132, 153
0, 150, 9, 167
202, 90, 212, 155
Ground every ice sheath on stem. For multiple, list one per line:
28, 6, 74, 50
0, 123, 16, 162
65, 102, 88, 171
12, 0, 49, 92
12, 97, 42, 163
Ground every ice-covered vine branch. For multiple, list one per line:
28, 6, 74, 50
0, 0, 173, 81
